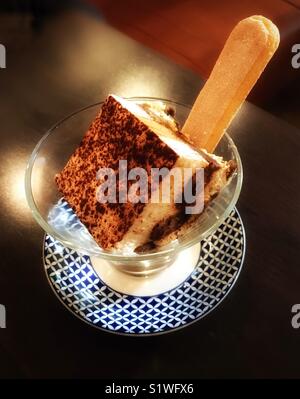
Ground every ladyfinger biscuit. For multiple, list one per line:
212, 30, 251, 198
182, 16, 280, 152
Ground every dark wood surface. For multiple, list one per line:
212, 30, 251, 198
0, 9, 300, 379
94, 0, 300, 106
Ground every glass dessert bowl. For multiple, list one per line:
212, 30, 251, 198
25, 97, 243, 277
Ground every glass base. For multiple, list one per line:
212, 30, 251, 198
90, 243, 201, 296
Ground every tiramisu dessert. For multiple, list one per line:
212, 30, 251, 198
56, 15, 279, 253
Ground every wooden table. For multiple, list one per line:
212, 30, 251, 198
0, 9, 300, 378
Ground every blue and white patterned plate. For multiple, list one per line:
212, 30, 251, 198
43, 208, 245, 335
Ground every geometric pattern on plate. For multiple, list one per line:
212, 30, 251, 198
44, 208, 245, 335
